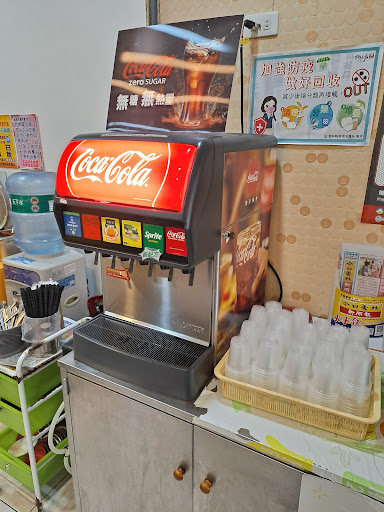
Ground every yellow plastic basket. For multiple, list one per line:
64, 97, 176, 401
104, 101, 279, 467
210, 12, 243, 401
214, 351, 382, 440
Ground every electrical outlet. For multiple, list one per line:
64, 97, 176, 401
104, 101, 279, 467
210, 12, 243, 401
243, 12, 279, 39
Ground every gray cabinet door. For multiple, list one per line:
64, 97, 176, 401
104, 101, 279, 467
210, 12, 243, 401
67, 374, 193, 512
193, 427, 302, 512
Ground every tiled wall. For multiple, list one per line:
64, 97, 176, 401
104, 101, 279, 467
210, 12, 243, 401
159, 0, 384, 317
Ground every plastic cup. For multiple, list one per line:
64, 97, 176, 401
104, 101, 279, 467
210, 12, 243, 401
239, 320, 265, 360
251, 337, 282, 391
225, 336, 251, 383
249, 305, 268, 331
292, 308, 309, 339
279, 348, 310, 400
308, 352, 341, 409
349, 325, 370, 350
265, 301, 282, 311
338, 349, 372, 416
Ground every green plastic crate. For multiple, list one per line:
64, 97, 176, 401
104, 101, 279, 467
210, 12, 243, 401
0, 362, 61, 408
0, 389, 63, 436
0, 427, 67, 490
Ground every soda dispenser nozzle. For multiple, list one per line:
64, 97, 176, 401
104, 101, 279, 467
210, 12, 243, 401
188, 268, 195, 287
101, 254, 110, 258
139, 261, 149, 266
160, 265, 169, 270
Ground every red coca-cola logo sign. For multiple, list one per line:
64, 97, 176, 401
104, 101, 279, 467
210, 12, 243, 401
122, 55, 176, 80
166, 227, 187, 257
56, 139, 196, 212
167, 230, 185, 241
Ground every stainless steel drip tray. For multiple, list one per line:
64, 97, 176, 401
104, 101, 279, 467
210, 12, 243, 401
73, 314, 214, 401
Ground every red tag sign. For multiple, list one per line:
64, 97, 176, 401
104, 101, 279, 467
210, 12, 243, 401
106, 267, 130, 281
56, 139, 197, 213
253, 117, 267, 135
166, 227, 187, 257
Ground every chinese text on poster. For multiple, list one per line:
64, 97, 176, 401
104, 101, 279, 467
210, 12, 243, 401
249, 45, 383, 145
0, 115, 17, 168
11, 115, 43, 170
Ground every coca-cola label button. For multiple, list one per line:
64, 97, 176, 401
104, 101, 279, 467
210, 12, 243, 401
82, 214, 101, 240
143, 224, 164, 252
166, 227, 187, 257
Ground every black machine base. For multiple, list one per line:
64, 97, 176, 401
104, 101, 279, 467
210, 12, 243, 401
73, 314, 214, 401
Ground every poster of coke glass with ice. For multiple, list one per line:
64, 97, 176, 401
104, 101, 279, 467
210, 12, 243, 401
107, 16, 243, 132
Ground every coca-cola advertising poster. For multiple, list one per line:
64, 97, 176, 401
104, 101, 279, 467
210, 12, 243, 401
107, 16, 243, 133
217, 148, 276, 359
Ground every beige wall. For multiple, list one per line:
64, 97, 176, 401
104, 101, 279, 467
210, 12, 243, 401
159, 0, 384, 317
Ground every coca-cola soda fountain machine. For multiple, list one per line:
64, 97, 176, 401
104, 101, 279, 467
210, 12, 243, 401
54, 131, 276, 400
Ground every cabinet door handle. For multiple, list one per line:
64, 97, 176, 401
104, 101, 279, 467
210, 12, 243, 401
173, 466, 185, 481
200, 479, 213, 494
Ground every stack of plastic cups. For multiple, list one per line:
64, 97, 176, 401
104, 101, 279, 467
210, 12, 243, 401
349, 325, 370, 350
339, 348, 372, 417
279, 347, 310, 400
291, 308, 309, 341
239, 320, 265, 360
265, 301, 282, 325
293, 324, 314, 372
249, 305, 268, 330
328, 326, 348, 363
225, 336, 251, 382
251, 337, 282, 392
308, 346, 341, 409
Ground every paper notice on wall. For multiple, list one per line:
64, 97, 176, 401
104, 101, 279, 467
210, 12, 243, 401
0, 115, 17, 168
11, 114, 43, 170
339, 243, 384, 297
248, 44, 383, 145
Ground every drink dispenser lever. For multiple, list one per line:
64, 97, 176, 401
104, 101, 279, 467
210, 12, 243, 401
111, 256, 117, 269
148, 263, 154, 278
93, 252, 99, 266
129, 259, 135, 274
168, 267, 174, 282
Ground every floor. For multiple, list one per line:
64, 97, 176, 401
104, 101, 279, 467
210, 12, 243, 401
0, 468, 75, 512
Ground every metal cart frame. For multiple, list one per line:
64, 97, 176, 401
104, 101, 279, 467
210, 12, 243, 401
15, 318, 88, 511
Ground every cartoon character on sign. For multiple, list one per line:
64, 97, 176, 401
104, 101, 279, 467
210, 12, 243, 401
308, 101, 333, 129
260, 96, 277, 129
337, 100, 365, 132
281, 102, 308, 130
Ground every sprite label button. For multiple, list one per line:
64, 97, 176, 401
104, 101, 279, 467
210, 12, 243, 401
143, 224, 164, 252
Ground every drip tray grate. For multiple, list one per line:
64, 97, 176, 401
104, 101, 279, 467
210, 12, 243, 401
73, 314, 213, 400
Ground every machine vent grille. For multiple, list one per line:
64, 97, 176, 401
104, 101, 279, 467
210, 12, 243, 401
75, 315, 207, 369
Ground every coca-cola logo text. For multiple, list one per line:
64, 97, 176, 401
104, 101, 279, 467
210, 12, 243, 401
69, 149, 162, 188
167, 230, 185, 241
247, 171, 259, 184
236, 236, 258, 267
122, 55, 176, 80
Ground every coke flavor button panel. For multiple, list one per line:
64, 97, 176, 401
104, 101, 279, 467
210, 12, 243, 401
166, 227, 187, 257
63, 211, 82, 237
122, 220, 142, 248
82, 214, 101, 241
101, 217, 121, 244
143, 224, 164, 252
